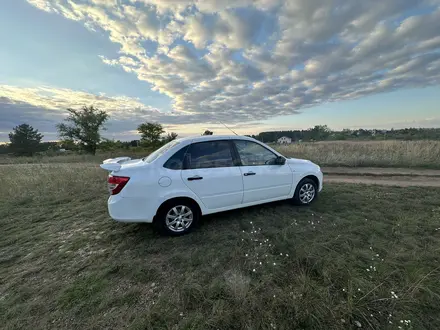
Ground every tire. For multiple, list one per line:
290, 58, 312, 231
293, 178, 318, 206
154, 199, 200, 236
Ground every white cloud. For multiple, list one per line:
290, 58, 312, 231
0, 85, 160, 119
20, 0, 440, 127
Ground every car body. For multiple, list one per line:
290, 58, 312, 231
100, 135, 323, 235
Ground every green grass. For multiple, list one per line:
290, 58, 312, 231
1, 165, 440, 329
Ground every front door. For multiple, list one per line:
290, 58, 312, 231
233, 140, 293, 204
181, 140, 243, 210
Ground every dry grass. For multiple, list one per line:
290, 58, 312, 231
2, 164, 440, 329
0, 150, 148, 165
276, 140, 440, 168
1, 140, 440, 168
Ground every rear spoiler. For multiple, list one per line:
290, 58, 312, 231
100, 157, 132, 172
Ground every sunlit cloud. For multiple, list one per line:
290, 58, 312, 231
21, 0, 440, 123
2, 0, 440, 141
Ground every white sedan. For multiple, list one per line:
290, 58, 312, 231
100, 135, 323, 235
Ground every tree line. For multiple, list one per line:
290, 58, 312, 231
3, 106, 440, 157
3, 106, 214, 157
251, 125, 440, 143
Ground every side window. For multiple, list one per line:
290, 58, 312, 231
234, 140, 278, 166
186, 141, 234, 169
163, 146, 189, 170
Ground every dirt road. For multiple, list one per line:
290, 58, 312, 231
322, 167, 440, 187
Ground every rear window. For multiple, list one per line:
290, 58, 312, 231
143, 140, 180, 163
163, 146, 189, 170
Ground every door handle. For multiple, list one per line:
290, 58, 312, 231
188, 176, 203, 181
243, 172, 256, 176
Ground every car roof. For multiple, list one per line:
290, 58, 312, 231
175, 135, 256, 143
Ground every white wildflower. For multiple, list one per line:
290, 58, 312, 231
354, 320, 362, 327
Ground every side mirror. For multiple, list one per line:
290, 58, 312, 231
275, 156, 286, 165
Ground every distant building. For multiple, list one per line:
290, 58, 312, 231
277, 136, 292, 144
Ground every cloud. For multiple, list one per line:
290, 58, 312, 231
0, 84, 223, 141
17, 0, 440, 129
0, 85, 160, 118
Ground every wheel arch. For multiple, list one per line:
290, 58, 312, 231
292, 174, 320, 196
303, 174, 320, 189
154, 196, 202, 223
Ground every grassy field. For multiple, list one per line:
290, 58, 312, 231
1, 140, 440, 168
276, 140, 440, 168
2, 164, 440, 329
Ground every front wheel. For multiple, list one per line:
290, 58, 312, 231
154, 200, 199, 236
293, 178, 318, 205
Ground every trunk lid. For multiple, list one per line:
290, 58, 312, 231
100, 157, 144, 172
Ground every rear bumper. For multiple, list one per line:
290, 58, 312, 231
107, 195, 156, 223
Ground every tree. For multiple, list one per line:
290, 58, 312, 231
8, 123, 43, 156
203, 130, 213, 135
163, 132, 178, 143
56, 106, 108, 155
137, 122, 164, 147
309, 125, 331, 141
59, 139, 79, 151
98, 138, 125, 151
130, 140, 140, 147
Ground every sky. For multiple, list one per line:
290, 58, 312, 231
0, 0, 440, 142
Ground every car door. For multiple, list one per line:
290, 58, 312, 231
181, 140, 244, 210
233, 140, 293, 204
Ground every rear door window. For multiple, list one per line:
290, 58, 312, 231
163, 146, 189, 170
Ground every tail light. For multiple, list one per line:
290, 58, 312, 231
108, 175, 130, 195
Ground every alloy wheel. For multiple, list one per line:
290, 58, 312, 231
165, 205, 194, 232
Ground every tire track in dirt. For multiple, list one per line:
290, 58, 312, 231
324, 175, 440, 187
323, 167, 440, 187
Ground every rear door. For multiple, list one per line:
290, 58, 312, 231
233, 140, 293, 204
181, 140, 243, 210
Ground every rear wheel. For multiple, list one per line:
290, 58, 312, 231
154, 200, 199, 236
293, 178, 318, 205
